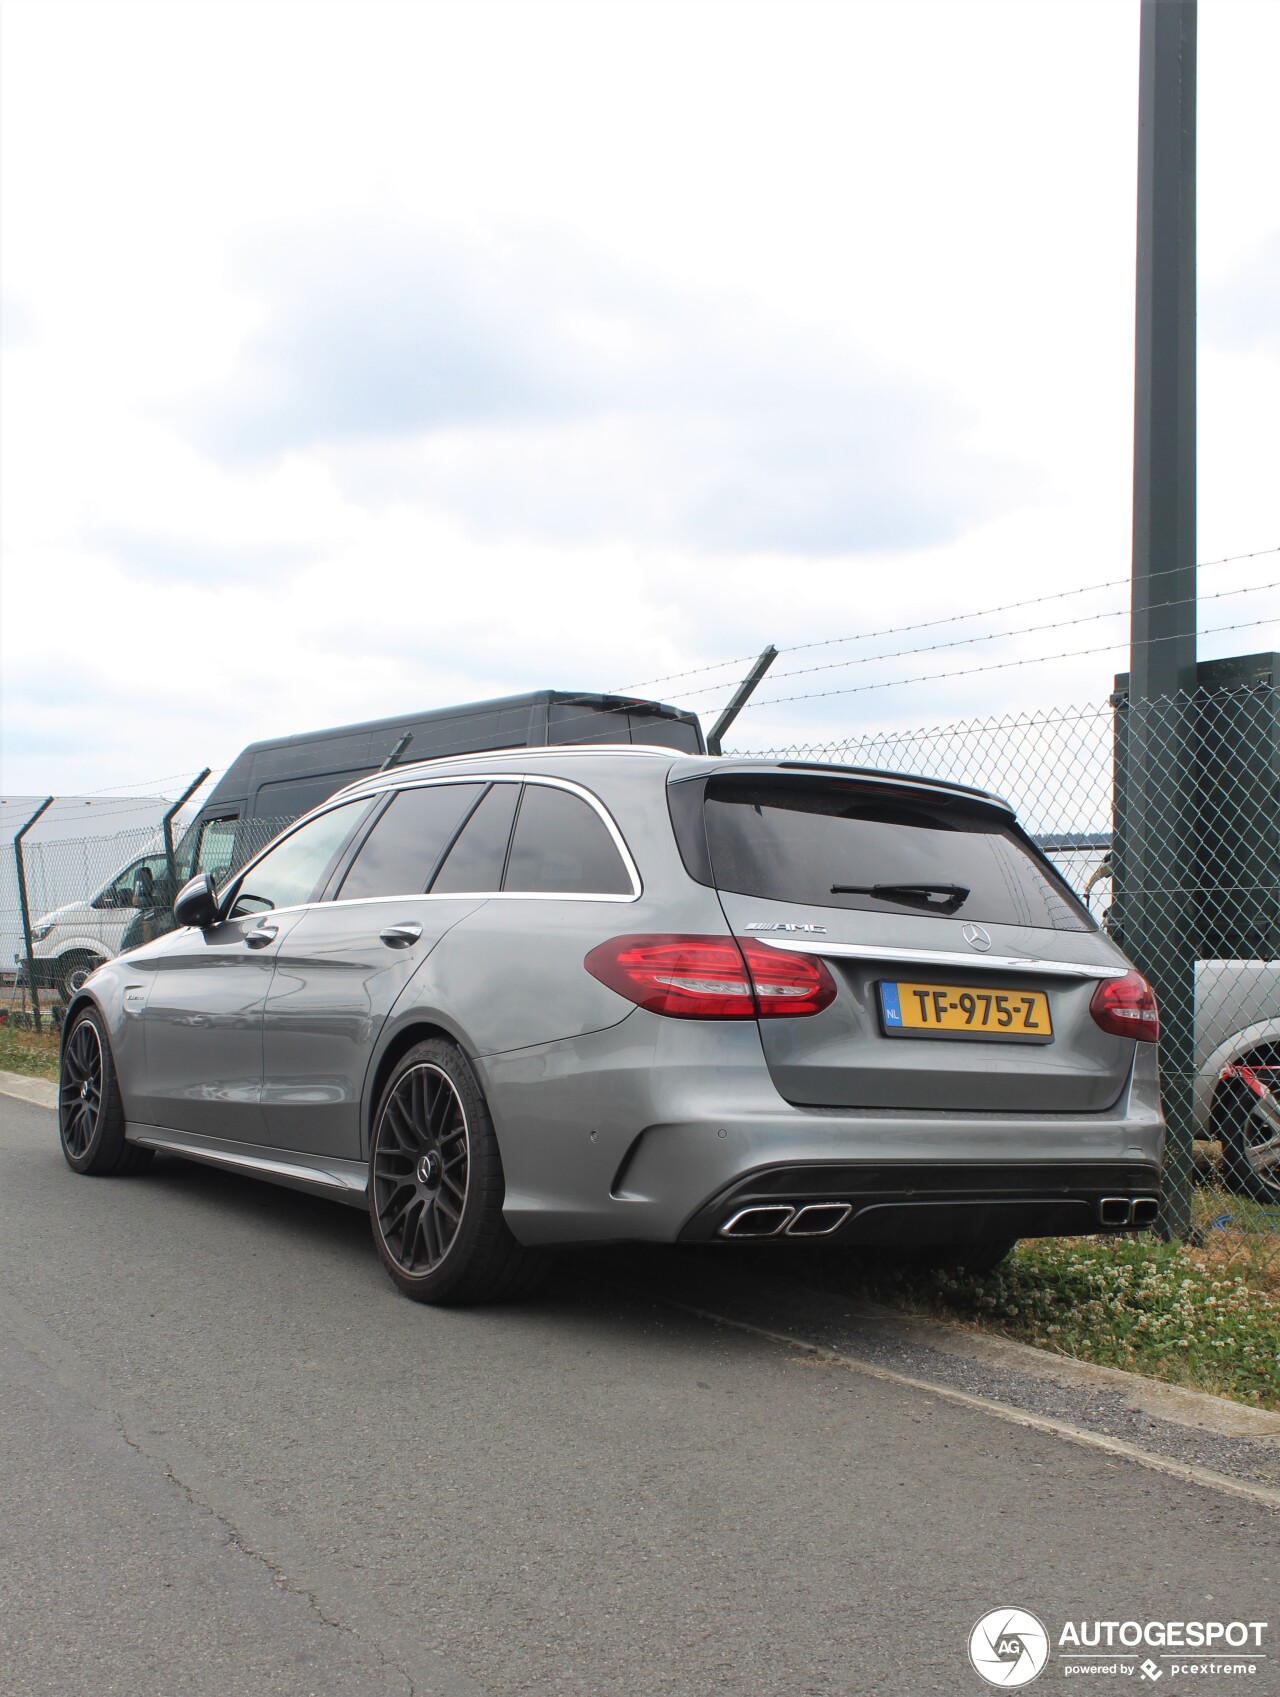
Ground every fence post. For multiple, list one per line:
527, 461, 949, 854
707, 646, 778, 756
14, 798, 54, 1033
161, 769, 211, 897
1128, 0, 1198, 1237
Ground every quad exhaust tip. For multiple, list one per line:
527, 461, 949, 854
720, 1204, 795, 1238
719, 1202, 852, 1239
1099, 1196, 1161, 1227
787, 1202, 853, 1237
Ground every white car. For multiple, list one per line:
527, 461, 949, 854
24, 847, 169, 1001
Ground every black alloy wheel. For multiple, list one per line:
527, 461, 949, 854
60, 1015, 104, 1162
373, 1062, 471, 1276
58, 1007, 152, 1176
1217, 1049, 1280, 1205
368, 1038, 545, 1305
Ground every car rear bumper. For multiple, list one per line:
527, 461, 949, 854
479, 1013, 1167, 1249
674, 1159, 1163, 1246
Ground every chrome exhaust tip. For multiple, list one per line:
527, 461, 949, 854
1131, 1196, 1160, 1227
1099, 1197, 1132, 1226
786, 1202, 853, 1237
719, 1204, 795, 1239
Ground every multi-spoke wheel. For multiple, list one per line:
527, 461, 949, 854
58, 1007, 152, 1176
1216, 1048, 1280, 1205
369, 1038, 544, 1304
56, 951, 103, 1005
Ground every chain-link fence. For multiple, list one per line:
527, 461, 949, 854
6, 688, 1278, 1269
735, 678, 1280, 1268
1, 813, 293, 1028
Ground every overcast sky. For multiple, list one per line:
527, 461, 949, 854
2, 0, 1277, 799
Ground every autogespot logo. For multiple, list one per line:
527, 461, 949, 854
969, 1608, 1051, 1687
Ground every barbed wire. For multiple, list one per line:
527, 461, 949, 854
614, 542, 1280, 693
748, 612, 1280, 708
669, 578, 1280, 701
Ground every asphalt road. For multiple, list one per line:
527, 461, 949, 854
1, 1094, 1276, 1697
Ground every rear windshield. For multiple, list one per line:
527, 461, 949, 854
699, 777, 1091, 933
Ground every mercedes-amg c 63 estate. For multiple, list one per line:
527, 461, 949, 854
58, 746, 1165, 1303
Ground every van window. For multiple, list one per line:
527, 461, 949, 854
503, 785, 632, 895
229, 802, 371, 917
701, 777, 1091, 933
430, 784, 520, 895
195, 819, 240, 879
337, 784, 484, 901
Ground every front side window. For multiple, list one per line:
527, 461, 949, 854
229, 801, 370, 917
503, 785, 632, 895
337, 783, 484, 901
196, 819, 240, 878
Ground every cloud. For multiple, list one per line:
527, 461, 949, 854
1204, 230, 1280, 356
1, 291, 35, 347
88, 527, 311, 585
182, 224, 1022, 555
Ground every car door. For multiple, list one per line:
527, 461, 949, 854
259, 781, 493, 1157
137, 799, 374, 1141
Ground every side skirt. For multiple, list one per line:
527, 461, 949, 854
125, 1124, 369, 1209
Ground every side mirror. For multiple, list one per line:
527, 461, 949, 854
173, 872, 220, 930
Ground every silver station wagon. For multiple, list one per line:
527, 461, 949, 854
59, 747, 1165, 1303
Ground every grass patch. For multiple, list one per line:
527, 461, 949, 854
0, 1022, 60, 1081
867, 1232, 1280, 1411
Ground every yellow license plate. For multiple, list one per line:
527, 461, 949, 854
879, 981, 1053, 1040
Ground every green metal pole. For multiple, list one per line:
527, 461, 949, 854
14, 798, 54, 1033
707, 646, 779, 756
162, 768, 211, 898
1127, 0, 1197, 1237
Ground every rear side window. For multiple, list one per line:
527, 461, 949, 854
430, 783, 521, 894
337, 783, 484, 901
503, 785, 632, 895
700, 778, 1091, 933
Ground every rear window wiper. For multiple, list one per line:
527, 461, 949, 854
830, 881, 970, 914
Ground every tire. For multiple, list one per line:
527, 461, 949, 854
56, 952, 104, 1004
1215, 1047, 1280, 1205
58, 1007, 153, 1177
368, 1039, 545, 1305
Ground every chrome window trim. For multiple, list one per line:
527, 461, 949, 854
754, 937, 1129, 980
329, 743, 682, 800
218, 795, 377, 917
328, 774, 643, 904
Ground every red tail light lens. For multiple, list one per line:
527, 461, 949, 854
584, 934, 837, 1020
740, 938, 838, 1017
1090, 971, 1159, 1042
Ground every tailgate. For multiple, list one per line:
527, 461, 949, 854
677, 767, 1138, 1114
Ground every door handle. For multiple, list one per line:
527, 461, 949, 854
245, 924, 279, 949
379, 922, 423, 949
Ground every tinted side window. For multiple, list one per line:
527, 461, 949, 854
229, 801, 371, 917
337, 784, 484, 901
503, 785, 632, 895
430, 784, 520, 894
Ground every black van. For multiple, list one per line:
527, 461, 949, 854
123, 690, 703, 947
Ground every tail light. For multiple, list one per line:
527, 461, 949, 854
1090, 971, 1159, 1042
584, 934, 837, 1020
